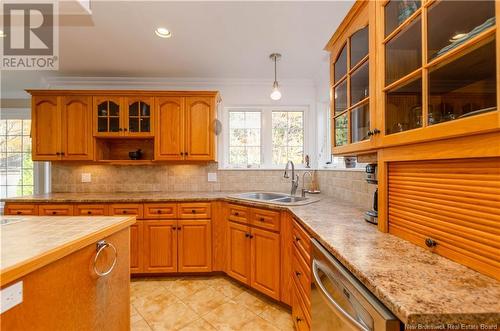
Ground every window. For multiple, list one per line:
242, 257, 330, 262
272, 111, 304, 165
228, 111, 261, 167
0, 119, 34, 197
225, 107, 307, 168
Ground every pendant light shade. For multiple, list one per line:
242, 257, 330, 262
269, 53, 282, 101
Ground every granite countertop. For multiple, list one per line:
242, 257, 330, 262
3, 192, 500, 326
0, 215, 135, 286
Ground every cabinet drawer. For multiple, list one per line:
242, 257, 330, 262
74, 204, 108, 216
109, 204, 143, 219
4, 204, 38, 216
178, 203, 211, 219
292, 218, 311, 263
227, 204, 249, 224
292, 279, 311, 331
38, 204, 74, 216
292, 249, 311, 304
143, 203, 177, 219
250, 208, 280, 232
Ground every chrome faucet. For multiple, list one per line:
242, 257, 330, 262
284, 160, 299, 196
301, 171, 313, 197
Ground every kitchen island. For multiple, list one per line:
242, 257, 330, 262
0, 215, 135, 330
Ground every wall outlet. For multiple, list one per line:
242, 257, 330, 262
81, 173, 92, 183
0, 281, 23, 314
207, 173, 217, 182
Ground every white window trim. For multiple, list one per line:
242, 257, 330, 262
221, 105, 310, 169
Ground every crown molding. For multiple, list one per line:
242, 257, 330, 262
43, 76, 316, 89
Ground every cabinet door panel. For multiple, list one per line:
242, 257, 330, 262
178, 220, 212, 272
130, 222, 143, 273
61, 96, 93, 160
155, 97, 184, 160
185, 97, 215, 161
227, 221, 251, 284
38, 204, 74, 216
125, 97, 154, 137
32, 96, 61, 160
250, 227, 280, 300
93, 96, 123, 137
143, 220, 177, 273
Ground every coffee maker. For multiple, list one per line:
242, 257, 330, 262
364, 164, 378, 224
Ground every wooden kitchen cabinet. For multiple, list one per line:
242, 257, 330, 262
155, 96, 217, 161
143, 220, 177, 273
3, 203, 38, 216
32, 95, 93, 161
155, 97, 185, 160
143, 203, 177, 219
74, 204, 108, 216
124, 97, 154, 137
178, 202, 211, 219
38, 204, 74, 216
226, 221, 251, 284
250, 227, 281, 300
109, 204, 144, 219
130, 221, 143, 273
94, 96, 123, 137
185, 97, 216, 161
178, 220, 212, 272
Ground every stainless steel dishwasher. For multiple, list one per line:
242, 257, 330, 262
311, 239, 401, 331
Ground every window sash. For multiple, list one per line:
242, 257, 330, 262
224, 106, 308, 169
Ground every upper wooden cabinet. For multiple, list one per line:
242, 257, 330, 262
326, 1, 377, 155
155, 96, 217, 161
326, 0, 500, 155
27, 90, 219, 163
32, 95, 93, 161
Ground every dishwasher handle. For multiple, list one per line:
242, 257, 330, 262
312, 259, 371, 331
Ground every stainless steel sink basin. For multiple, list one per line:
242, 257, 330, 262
230, 192, 319, 206
237, 192, 290, 201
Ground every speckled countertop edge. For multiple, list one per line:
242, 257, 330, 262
3, 192, 500, 326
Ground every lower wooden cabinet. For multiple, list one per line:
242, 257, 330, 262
38, 204, 74, 216
226, 221, 281, 300
134, 219, 212, 274
292, 279, 311, 331
143, 220, 177, 273
178, 220, 212, 272
251, 227, 280, 299
227, 221, 251, 283
130, 222, 143, 273
3, 203, 38, 215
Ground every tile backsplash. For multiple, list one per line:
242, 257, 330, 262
52, 163, 375, 209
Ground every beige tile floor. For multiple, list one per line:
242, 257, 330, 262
130, 275, 294, 331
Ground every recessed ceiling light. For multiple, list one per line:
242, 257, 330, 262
0, 30, 6, 38
155, 27, 172, 38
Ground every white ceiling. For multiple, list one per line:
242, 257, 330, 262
2, 0, 354, 97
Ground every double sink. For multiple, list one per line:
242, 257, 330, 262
231, 192, 319, 206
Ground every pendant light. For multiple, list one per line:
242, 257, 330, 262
269, 53, 282, 100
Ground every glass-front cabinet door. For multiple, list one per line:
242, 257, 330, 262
378, 0, 498, 147
125, 97, 154, 137
328, 0, 377, 154
94, 96, 123, 137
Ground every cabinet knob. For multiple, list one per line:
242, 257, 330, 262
87, 211, 92, 215
295, 271, 301, 277
245, 233, 250, 238
367, 130, 373, 137
185, 152, 188, 156
122, 210, 127, 214
16, 211, 22, 215
191, 209, 196, 214
56, 152, 60, 155
157, 210, 162, 214
296, 317, 302, 323
52, 211, 56, 215
124, 128, 128, 132
294, 236, 301, 242
234, 212, 239, 216
61, 152, 65, 156
373, 128, 381, 135
180, 152, 184, 156
259, 217, 265, 222
177, 226, 181, 230
425, 238, 437, 248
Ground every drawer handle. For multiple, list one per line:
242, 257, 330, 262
295, 271, 301, 277
122, 210, 127, 214
294, 236, 301, 242
157, 210, 162, 214
87, 211, 92, 215
235, 212, 239, 216
191, 209, 196, 214
93, 240, 117, 277
52, 211, 57, 215
425, 238, 437, 248
296, 317, 302, 323
16, 211, 22, 215
245, 233, 253, 238
259, 217, 265, 222
177, 226, 181, 230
